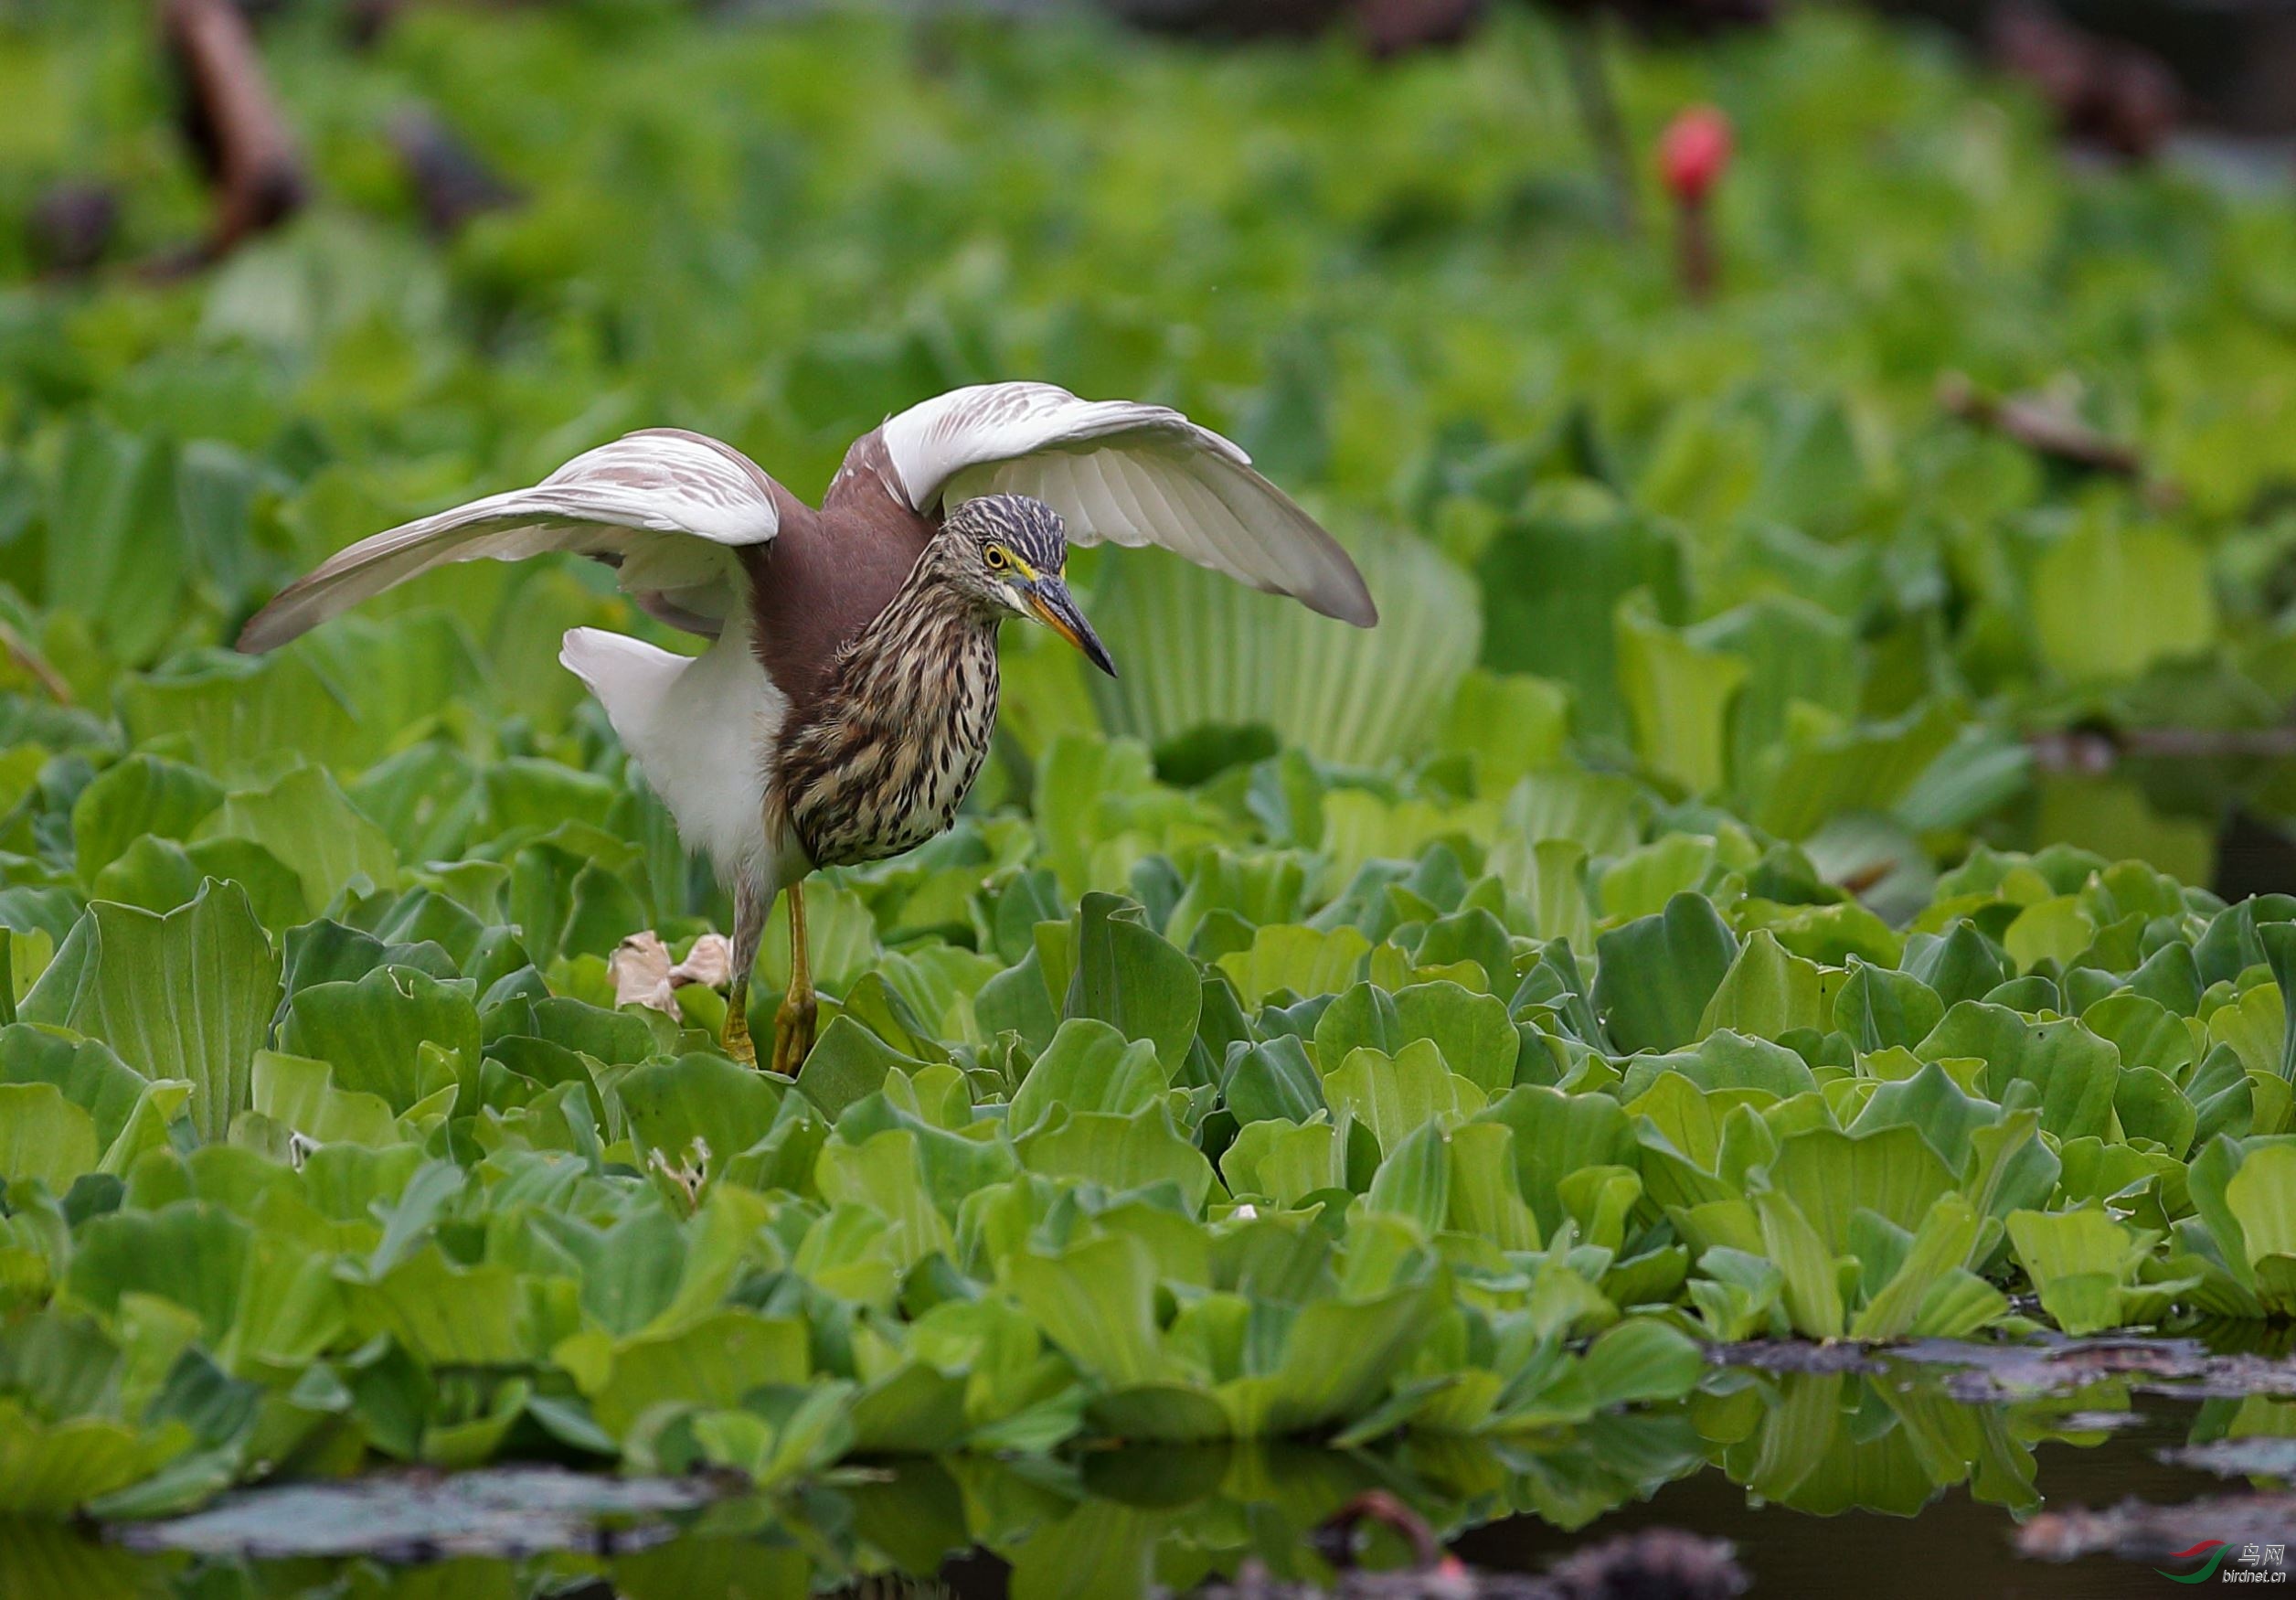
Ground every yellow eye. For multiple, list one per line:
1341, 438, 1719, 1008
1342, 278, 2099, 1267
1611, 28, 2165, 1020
984, 546, 1008, 571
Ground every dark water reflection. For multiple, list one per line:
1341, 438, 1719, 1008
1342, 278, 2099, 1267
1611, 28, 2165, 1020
5, 1354, 2283, 1599
1464, 1391, 2233, 1598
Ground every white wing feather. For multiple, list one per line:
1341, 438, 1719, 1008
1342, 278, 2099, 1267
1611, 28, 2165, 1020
876, 382, 1377, 627
239, 429, 781, 652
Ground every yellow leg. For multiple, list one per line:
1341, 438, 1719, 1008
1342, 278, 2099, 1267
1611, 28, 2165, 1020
770, 880, 817, 1077
721, 976, 756, 1066
720, 876, 765, 1068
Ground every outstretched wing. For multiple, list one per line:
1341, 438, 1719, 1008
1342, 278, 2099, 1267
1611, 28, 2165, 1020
238, 429, 784, 652
869, 382, 1377, 627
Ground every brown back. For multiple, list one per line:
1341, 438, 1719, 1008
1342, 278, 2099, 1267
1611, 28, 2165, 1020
741, 430, 937, 724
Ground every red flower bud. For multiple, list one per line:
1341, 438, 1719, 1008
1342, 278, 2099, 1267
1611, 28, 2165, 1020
1659, 105, 1734, 206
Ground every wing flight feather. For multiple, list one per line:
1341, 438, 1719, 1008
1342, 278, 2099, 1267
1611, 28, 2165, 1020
239, 429, 781, 652
873, 382, 1376, 627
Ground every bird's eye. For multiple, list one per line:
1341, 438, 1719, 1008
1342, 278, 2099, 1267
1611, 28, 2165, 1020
984, 546, 1008, 571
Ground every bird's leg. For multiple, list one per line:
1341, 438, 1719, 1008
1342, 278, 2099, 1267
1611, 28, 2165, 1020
721, 876, 763, 1068
771, 880, 817, 1077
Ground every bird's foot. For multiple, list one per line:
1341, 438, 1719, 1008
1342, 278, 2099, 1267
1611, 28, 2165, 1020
770, 989, 817, 1077
721, 998, 758, 1069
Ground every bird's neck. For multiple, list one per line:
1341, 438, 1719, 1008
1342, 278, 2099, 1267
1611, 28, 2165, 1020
771, 557, 1003, 869
856, 553, 1004, 675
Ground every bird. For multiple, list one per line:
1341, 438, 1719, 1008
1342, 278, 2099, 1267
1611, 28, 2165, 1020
239, 381, 1377, 1075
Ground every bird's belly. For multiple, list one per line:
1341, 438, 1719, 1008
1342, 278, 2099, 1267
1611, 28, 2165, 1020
791, 710, 994, 868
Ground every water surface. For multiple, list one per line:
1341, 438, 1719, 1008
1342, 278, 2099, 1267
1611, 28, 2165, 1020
21, 1342, 2293, 1598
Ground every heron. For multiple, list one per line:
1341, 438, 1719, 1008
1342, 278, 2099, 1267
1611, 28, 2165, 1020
240, 381, 1377, 1074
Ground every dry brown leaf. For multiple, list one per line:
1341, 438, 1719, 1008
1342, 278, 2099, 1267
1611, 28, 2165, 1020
609, 931, 675, 1015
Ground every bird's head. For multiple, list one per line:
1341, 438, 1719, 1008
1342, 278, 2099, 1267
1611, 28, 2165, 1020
938, 495, 1117, 677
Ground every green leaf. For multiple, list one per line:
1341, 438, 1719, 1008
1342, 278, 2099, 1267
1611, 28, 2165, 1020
1365, 1120, 1451, 1234
348, 1245, 560, 1369
1848, 1059, 1997, 1175
1438, 670, 1569, 795
691, 1384, 855, 1487
0, 1084, 99, 1192
1476, 1083, 1634, 1239
1834, 961, 1944, 1054
1063, 894, 1201, 1074
70, 755, 224, 888
2082, 992, 2196, 1079
93, 836, 311, 929
1008, 1233, 1166, 1388
2033, 517, 2216, 684
1323, 1038, 1482, 1155
1576, 1318, 1705, 1408
1619, 1030, 1817, 1104
1010, 1018, 1168, 1136
279, 965, 479, 1116
20, 882, 280, 1144
67, 1202, 250, 1343
0, 1024, 181, 1167
1594, 893, 1738, 1053
1616, 594, 1749, 795
616, 1054, 787, 1177
1852, 1193, 1984, 1340
2265, 923, 2296, 1084
1768, 1125, 1960, 1257
1217, 1284, 1433, 1437
1694, 597, 1860, 806
197, 767, 401, 910
1393, 981, 1519, 1094
1697, 930, 1835, 1040
2224, 1143, 2296, 1307
1917, 1002, 2121, 1142
1476, 505, 1686, 743
2114, 1066, 2196, 1160
816, 1131, 953, 1270
2006, 1207, 2151, 1336
1904, 923, 2012, 1010
44, 422, 186, 665
1222, 1115, 1348, 1205
1090, 537, 1478, 767
1444, 1121, 1541, 1250
797, 1017, 929, 1122
1750, 699, 1965, 841
1754, 1187, 1844, 1339
249, 1051, 405, 1147
1504, 770, 1643, 859
1164, 849, 1309, 954
1016, 1104, 1215, 1210
1313, 982, 1399, 1062
2004, 896, 2097, 975
584, 1311, 810, 1441
0, 1401, 195, 1516
1220, 1035, 1324, 1125
974, 948, 1060, 1052
1686, 1247, 1783, 1341
1217, 924, 1370, 1008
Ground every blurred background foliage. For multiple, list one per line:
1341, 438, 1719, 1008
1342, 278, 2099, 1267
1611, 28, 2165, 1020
0, 3, 2291, 899
2, 1, 2296, 910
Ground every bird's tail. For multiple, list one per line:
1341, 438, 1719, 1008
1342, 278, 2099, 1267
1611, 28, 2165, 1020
558, 627, 686, 749
558, 625, 784, 888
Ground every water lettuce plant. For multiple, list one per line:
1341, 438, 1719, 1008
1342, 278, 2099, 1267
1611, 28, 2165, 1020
4, 700, 2295, 1518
